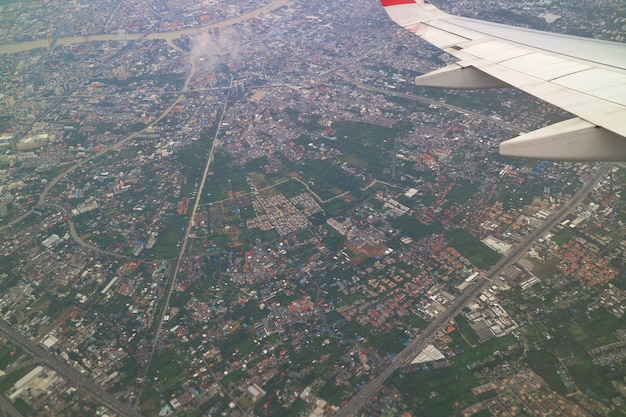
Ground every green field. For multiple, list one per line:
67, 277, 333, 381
294, 159, 365, 201
388, 214, 443, 241
391, 332, 517, 416
330, 120, 396, 177
202, 152, 251, 203
448, 229, 501, 270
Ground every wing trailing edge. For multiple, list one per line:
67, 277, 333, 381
499, 118, 626, 162
380, 0, 626, 161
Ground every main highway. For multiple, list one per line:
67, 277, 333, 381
0, 165, 611, 417
335, 162, 612, 417
0, 321, 144, 417
134, 88, 231, 406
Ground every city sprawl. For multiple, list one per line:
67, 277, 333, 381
1, 0, 626, 416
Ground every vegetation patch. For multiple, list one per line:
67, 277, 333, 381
369, 328, 408, 357
444, 179, 481, 208
525, 349, 568, 396
455, 314, 480, 346
322, 194, 355, 216
275, 179, 306, 198
293, 159, 365, 201
338, 293, 364, 307
447, 229, 501, 270
0, 366, 37, 394
551, 228, 575, 246
391, 360, 480, 416
406, 314, 429, 330
388, 214, 443, 241
202, 152, 251, 203
0, 343, 22, 369
152, 216, 186, 259
330, 120, 395, 176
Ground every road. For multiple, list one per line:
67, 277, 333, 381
0, 1, 292, 413
0, 393, 24, 417
0, 0, 292, 55
0, 321, 144, 417
334, 71, 525, 134
0, 0, 291, 233
45, 203, 132, 260
134, 91, 232, 407
335, 162, 613, 417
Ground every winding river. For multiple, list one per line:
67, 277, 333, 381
0, 0, 290, 55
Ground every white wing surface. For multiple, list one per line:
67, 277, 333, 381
381, 0, 626, 161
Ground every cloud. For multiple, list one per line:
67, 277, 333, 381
189, 28, 242, 69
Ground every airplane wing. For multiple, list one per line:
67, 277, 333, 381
380, 0, 626, 161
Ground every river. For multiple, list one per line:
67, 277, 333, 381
0, 0, 290, 55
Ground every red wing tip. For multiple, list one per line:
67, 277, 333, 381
381, 0, 416, 6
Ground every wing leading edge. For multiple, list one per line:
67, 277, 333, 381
380, 0, 626, 161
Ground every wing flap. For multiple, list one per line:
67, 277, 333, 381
499, 118, 626, 161
411, 25, 470, 49
447, 40, 533, 63
501, 53, 591, 81
553, 68, 626, 106
444, 16, 626, 70
471, 60, 626, 137
381, 0, 626, 161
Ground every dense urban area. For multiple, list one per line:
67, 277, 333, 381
1, 0, 626, 416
